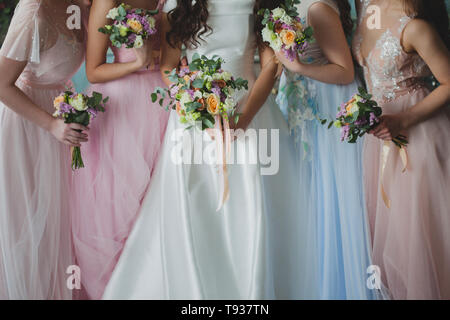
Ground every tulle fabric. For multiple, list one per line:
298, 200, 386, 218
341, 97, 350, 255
277, 74, 380, 300
0, 0, 85, 300
71, 0, 170, 299
353, 0, 450, 299
363, 90, 450, 300
0, 85, 74, 300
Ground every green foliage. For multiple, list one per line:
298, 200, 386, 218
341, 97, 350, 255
0, 0, 19, 45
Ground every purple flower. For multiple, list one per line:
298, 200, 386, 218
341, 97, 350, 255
341, 125, 350, 141
369, 112, 379, 126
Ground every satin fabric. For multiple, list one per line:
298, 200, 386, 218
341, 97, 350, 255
103, 0, 317, 300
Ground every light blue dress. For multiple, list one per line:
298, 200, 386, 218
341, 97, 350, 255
276, 0, 378, 300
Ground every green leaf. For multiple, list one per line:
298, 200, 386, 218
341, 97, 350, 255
151, 93, 158, 103
192, 78, 205, 89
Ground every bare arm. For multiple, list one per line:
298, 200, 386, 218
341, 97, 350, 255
371, 19, 450, 140
159, 13, 182, 86
401, 19, 450, 127
234, 44, 279, 130
275, 3, 355, 85
0, 57, 88, 146
86, 0, 153, 84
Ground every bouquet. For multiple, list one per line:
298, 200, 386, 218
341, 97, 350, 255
152, 53, 248, 131
98, 3, 158, 48
258, 0, 314, 61
152, 53, 248, 210
53, 91, 108, 170
323, 87, 408, 148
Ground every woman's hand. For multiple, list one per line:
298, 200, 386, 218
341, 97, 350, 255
369, 113, 407, 141
134, 41, 154, 69
274, 50, 304, 74
49, 119, 89, 147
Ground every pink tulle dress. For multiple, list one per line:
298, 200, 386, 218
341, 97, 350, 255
71, 0, 170, 299
0, 0, 86, 299
353, 0, 450, 299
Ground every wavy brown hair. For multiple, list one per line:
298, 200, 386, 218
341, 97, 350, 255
166, 0, 212, 48
402, 0, 449, 49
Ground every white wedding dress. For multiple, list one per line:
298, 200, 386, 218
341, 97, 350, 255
103, 0, 318, 300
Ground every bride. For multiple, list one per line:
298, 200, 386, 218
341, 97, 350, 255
103, 0, 318, 299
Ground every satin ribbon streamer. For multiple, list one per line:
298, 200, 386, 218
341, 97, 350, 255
380, 141, 409, 208
215, 115, 231, 211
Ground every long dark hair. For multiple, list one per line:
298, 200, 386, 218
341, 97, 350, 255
402, 0, 450, 49
335, 0, 353, 37
166, 0, 211, 48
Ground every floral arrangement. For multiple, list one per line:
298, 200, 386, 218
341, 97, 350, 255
258, 0, 314, 61
152, 53, 248, 131
53, 91, 108, 170
98, 3, 158, 49
323, 87, 408, 148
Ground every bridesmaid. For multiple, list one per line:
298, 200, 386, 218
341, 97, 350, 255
353, 0, 450, 299
275, 0, 379, 299
0, 0, 90, 299
71, 0, 170, 299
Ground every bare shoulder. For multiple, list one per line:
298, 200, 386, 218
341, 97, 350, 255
308, 1, 340, 25
402, 18, 443, 53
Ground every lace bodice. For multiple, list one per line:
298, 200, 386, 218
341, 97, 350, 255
295, 0, 340, 65
112, 0, 166, 71
0, 0, 85, 88
352, 0, 431, 103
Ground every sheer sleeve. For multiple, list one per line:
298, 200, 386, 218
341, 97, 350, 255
0, 0, 43, 63
163, 0, 177, 13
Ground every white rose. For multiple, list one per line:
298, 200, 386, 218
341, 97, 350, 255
193, 90, 203, 100
179, 91, 192, 108
262, 26, 275, 43
350, 102, 359, 115
147, 16, 156, 29
70, 94, 88, 111
224, 97, 236, 110
134, 35, 144, 48
221, 71, 232, 82
280, 13, 293, 25
106, 7, 120, 20
271, 37, 283, 51
271, 7, 285, 20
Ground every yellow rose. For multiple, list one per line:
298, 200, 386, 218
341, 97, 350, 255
206, 94, 220, 115
53, 95, 65, 107
281, 30, 296, 46
127, 19, 143, 33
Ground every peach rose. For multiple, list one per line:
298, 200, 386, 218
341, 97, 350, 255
53, 95, 65, 107
281, 30, 296, 46
345, 98, 356, 113
128, 19, 143, 33
184, 75, 191, 83
206, 94, 220, 115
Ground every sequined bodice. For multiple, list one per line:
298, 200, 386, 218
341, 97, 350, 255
352, 0, 431, 103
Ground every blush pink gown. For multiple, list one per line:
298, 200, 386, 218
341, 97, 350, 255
71, 0, 170, 299
353, 0, 450, 299
0, 0, 86, 299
